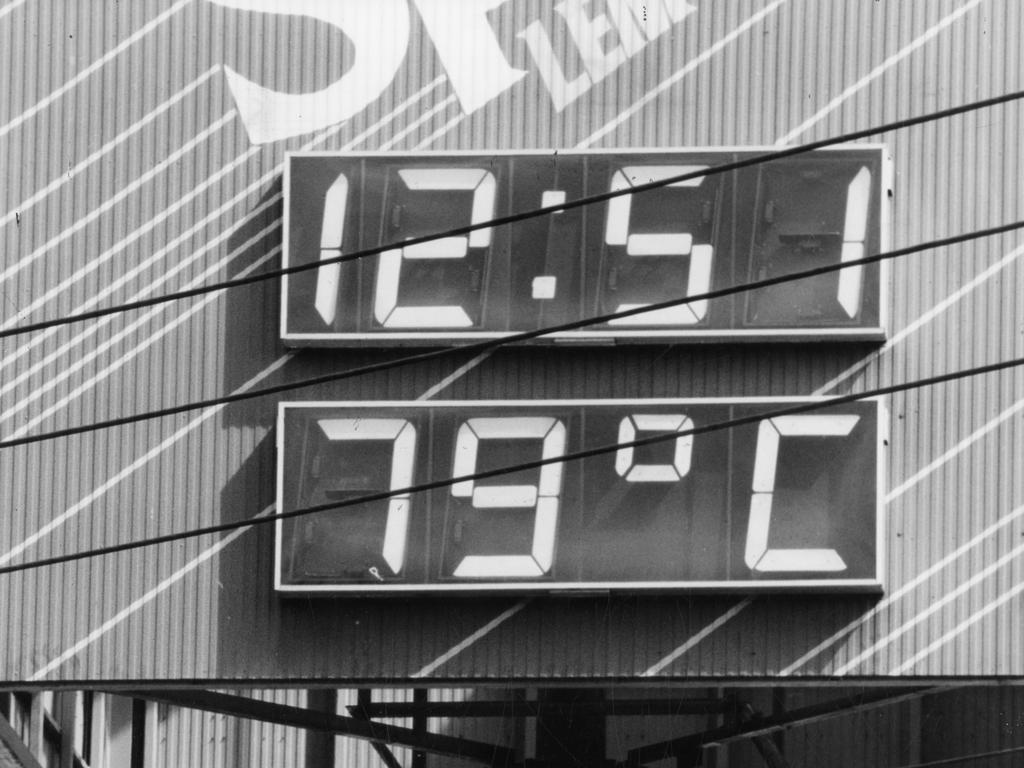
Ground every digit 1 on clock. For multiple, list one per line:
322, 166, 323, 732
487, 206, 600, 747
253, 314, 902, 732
313, 172, 348, 325
837, 167, 871, 317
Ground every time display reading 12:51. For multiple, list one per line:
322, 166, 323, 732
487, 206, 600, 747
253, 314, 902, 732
283, 148, 889, 345
276, 399, 882, 594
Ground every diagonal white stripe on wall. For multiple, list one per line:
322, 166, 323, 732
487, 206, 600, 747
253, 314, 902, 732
412, 601, 529, 679
778, 504, 1024, 675
12, 78, 478, 680
774, 0, 986, 145
893, 578, 1024, 674
29, 506, 275, 681
0, 0, 29, 23
0, 67, 221, 229
642, 599, 753, 677
576, 0, 790, 148
0, 0, 193, 139
0, 112, 237, 300
0, 80, 445, 564
813, 244, 1024, 396
831, 539, 1024, 676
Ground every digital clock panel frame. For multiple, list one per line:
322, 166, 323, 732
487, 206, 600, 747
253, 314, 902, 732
275, 399, 884, 594
282, 147, 891, 345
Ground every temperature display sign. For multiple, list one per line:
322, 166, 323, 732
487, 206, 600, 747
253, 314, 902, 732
282, 148, 888, 345
276, 399, 883, 593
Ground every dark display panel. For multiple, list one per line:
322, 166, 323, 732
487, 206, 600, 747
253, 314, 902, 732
276, 400, 882, 593
282, 148, 888, 344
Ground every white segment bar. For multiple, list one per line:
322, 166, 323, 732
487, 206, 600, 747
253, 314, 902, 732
745, 493, 775, 566
399, 168, 489, 189
607, 302, 700, 326
320, 173, 349, 247
531, 498, 559, 572
318, 418, 410, 440
471, 417, 560, 439
751, 422, 781, 492
382, 499, 410, 574
403, 237, 468, 258
773, 414, 860, 436
317, 172, 346, 324
454, 555, 545, 578
627, 233, 693, 256
686, 243, 714, 319
472, 486, 539, 508
838, 243, 864, 319
843, 167, 872, 242
541, 190, 566, 209
469, 173, 497, 248
314, 252, 341, 326
385, 307, 474, 327
756, 549, 848, 572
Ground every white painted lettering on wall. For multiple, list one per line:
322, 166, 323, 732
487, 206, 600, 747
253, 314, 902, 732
206, 0, 411, 144
208, 0, 696, 144
414, 0, 530, 114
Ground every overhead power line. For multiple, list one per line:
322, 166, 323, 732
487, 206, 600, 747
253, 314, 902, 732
894, 744, 1024, 768
2, 352, 1023, 575
2, 218, 1023, 452
2, 88, 1024, 340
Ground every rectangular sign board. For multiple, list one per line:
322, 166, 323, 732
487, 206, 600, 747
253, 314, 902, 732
276, 399, 883, 594
282, 148, 889, 345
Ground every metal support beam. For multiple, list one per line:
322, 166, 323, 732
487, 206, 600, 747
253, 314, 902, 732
129, 699, 146, 768
741, 706, 790, 768
305, 689, 337, 768
27, 696, 44, 763
348, 690, 405, 768
57, 693, 76, 768
0, 712, 43, 768
124, 689, 513, 767
412, 689, 427, 768
629, 688, 935, 765
359, 698, 732, 719
750, 733, 789, 768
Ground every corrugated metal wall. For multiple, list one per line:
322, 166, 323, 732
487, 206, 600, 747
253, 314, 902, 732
334, 687, 519, 768
1, 0, 1023, 689
155, 689, 307, 768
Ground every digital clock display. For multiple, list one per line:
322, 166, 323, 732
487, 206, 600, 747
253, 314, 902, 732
276, 399, 882, 593
282, 148, 888, 345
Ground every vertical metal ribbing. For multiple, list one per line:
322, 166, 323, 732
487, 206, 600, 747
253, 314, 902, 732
0, 0, 1022, 690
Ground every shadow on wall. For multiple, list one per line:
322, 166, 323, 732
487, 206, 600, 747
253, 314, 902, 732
219, 178, 288, 421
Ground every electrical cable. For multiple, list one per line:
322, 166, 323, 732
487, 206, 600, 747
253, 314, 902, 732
2, 351, 1023, 575
3, 217, 1024, 451
893, 744, 1024, 768
2, 88, 1023, 340
5, 93, 1024, 570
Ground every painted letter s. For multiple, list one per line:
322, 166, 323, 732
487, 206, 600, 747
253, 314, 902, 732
207, 0, 410, 144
